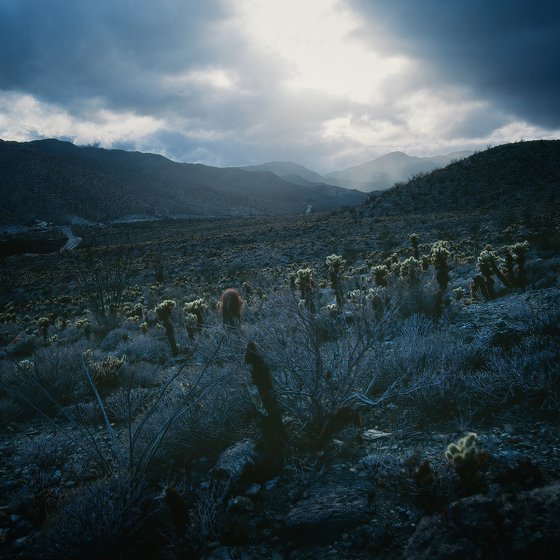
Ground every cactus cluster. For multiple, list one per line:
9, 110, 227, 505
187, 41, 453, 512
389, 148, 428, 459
155, 300, 179, 356
431, 241, 451, 292
445, 432, 478, 469
37, 316, 50, 343
409, 233, 420, 260
84, 350, 126, 389
505, 241, 530, 289
372, 265, 389, 287
155, 300, 176, 322
445, 432, 488, 493
398, 257, 422, 285
294, 268, 315, 312
325, 255, 346, 312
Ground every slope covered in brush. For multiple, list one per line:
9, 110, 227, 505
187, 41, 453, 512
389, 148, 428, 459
364, 140, 560, 216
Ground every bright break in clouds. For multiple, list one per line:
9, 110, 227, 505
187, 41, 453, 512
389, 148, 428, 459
0, 0, 559, 171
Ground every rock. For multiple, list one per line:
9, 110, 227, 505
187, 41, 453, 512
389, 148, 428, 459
12, 535, 29, 549
362, 429, 392, 441
284, 482, 371, 543
405, 481, 560, 559
265, 478, 279, 491
245, 483, 261, 497
0, 527, 11, 544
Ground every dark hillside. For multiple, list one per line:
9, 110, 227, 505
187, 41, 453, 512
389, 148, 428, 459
364, 140, 560, 217
0, 139, 365, 224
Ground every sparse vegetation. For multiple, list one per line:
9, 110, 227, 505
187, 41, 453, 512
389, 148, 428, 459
0, 140, 559, 559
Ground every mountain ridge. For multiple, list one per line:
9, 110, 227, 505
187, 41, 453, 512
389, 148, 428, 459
0, 139, 366, 225
363, 140, 560, 217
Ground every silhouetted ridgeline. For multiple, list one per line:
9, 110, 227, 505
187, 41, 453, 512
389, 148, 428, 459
0, 139, 366, 225
364, 140, 560, 217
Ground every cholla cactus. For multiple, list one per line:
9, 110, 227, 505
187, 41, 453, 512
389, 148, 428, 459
346, 289, 363, 304
155, 300, 178, 356
445, 432, 488, 492
365, 287, 387, 318
453, 287, 465, 301
155, 300, 176, 322
75, 318, 92, 336
477, 248, 513, 297
445, 432, 478, 468
431, 241, 451, 292
410, 233, 420, 259
37, 316, 50, 344
17, 359, 35, 378
399, 257, 422, 285
184, 311, 199, 340
510, 241, 530, 289
85, 352, 126, 389
294, 268, 315, 313
131, 303, 143, 320
183, 298, 208, 328
325, 254, 346, 312
323, 303, 339, 317
372, 265, 389, 287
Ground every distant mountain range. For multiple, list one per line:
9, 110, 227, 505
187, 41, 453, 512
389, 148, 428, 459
0, 139, 366, 225
363, 140, 560, 217
242, 151, 472, 192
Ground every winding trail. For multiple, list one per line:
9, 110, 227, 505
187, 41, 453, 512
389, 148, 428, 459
59, 226, 82, 252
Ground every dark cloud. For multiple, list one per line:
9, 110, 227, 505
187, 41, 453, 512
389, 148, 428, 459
0, 0, 558, 170
350, 0, 560, 127
0, 0, 231, 111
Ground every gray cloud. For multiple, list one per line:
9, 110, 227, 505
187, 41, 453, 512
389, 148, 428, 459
0, 0, 558, 171
349, 0, 560, 128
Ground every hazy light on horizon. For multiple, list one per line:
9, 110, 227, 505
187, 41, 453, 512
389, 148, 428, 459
0, 0, 558, 171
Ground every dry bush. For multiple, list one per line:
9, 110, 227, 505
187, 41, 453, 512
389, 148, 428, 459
5, 342, 88, 415
39, 477, 152, 560
369, 315, 486, 421
248, 291, 396, 435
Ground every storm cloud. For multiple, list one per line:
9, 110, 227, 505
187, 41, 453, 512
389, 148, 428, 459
0, 0, 558, 171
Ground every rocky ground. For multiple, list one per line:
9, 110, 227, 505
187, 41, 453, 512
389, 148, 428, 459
0, 212, 559, 559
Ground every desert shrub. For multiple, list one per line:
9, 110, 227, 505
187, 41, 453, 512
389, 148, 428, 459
0, 396, 25, 426
74, 245, 135, 335
6, 343, 87, 415
8, 465, 62, 524
105, 388, 157, 424
526, 256, 560, 289
253, 298, 393, 438
118, 362, 161, 388
369, 316, 486, 422
466, 338, 560, 416
99, 327, 132, 351
117, 333, 169, 364
4, 333, 40, 357
187, 480, 228, 553
39, 477, 152, 560
14, 434, 70, 472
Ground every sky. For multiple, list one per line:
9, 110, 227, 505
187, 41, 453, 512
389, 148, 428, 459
0, 0, 559, 172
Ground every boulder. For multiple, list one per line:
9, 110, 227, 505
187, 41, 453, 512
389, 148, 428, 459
405, 481, 560, 559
